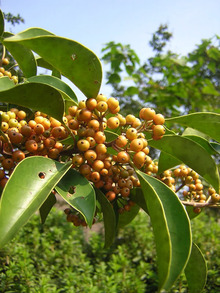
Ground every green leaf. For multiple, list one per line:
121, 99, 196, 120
27, 75, 77, 104
210, 142, 220, 154
0, 76, 15, 91
137, 171, 192, 291
104, 130, 119, 142
39, 192, 57, 224
149, 135, 219, 191
0, 157, 72, 248
185, 243, 207, 293
158, 151, 182, 174
36, 56, 61, 77
130, 187, 148, 214
166, 112, 220, 143
183, 135, 217, 155
4, 28, 102, 98
3, 32, 37, 77
0, 10, 4, 36
95, 188, 116, 248
117, 190, 140, 228
55, 169, 96, 227
0, 82, 64, 121
185, 206, 203, 220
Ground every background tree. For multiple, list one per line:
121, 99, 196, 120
101, 25, 220, 117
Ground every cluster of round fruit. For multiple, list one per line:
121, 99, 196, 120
0, 108, 68, 188
67, 94, 165, 214
64, 207, 94, 227
159, 165, 220, 213
0, 57, 18, 84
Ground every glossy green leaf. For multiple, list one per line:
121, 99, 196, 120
0, 10, 4, 36
39, 192, 56, 224
0, 82, 64, 121
166, 112, 220, 143
3, 32, 37, 77
185, 243, 207, 293
95, 188, 116, 248
4, 28, 102, 98
0, 76, 15, 91
27, 75, 77, 104
130, 187, 148, 214
137, 170, 192, 291
0, 157, 72, 248
210, 142, 220, 154
55, 169, 96, 227
183, 135, 217, 155
158, 151, 182, 174
149, 135, 219, 191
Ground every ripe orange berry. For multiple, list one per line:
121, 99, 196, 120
129, 138, 144, 152
25, 140, 38, 153
117, 151, 130, 164
68, 105, 78, 116
153, 113, 165, 125
2, 158, 14, 170
88, 119, 100, 131
34, 124, 45, 135
115, 135, 128, 148
0, 177, 8, 188
86, 98, 97, 110
90, 171, 100, 183
105, 191, 116, 201
8, 130, 23, 144
77, 139, 90, 152
28, 120, 37, 128
72, 154, 84, 166
12, 150, 25, 163
152, 125, 165, 139
121, 187, 130, 197
21, 125, 32, 137
68, 119, 79, 130
84, 150, 97, 161
77, 108, 92, 122
126, 114, 136, 125
48, 148, 59, 159
141, 108, 156, 121
92, 160, 104, 172
133, 151, 146, 168
107, 117, 120, 129
96, 93, 107, 102
94, 131, 106, 144
79, 164, 91, 176
126, 128, 137, 140
96, 101, 108, 112
95, 143, 107, 154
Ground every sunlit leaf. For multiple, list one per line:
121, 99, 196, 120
0, 157, 72, 248
0, 82, 64, 121
0, 10, 4, 36
4, 28, 102, 98
3, 32, 37, 77
55, 169, 96, 227
166, 112, 220, 143
27, 75, 77, 104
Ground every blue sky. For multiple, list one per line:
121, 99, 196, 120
1, 0, 220, 98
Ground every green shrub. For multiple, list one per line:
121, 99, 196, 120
0, 208, 219, 292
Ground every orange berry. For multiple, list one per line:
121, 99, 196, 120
86, 98, 97, 110
34, 124, 45, 135
94, 131, 106, 144
92, 160, 104, 172
77, 108, 92, 122
8, 130, 23, 144
68, 119, 79, 130
153, 113, 165, 125
129, 138, 144, 152
133, 151, 146, 168
72, 154, 84, 166
126, 128, 137, 140
88, 119, 100, 131
96, 101, 108, 112
2, 158, 14, 170
84, 150, 97, 161
68, 105, 78, 116
77, 139, 90, 152
96, 93, 107, 102
25, 140, 38, 153
95, 143, 107, 154
105, 191, 116, 201
90, 171, 100, 183
79, 164, 91, 176
115, 135, 128, 148
107, 117, 120, 129
142, 108, 155, 121
12, 150, 25, 163
117, 151, 130, 164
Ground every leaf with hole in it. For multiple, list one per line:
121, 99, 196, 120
185, 243, 207, 293
0, 157, 72, 248
149, 135, 219, 191
27, 75, 77, 105
39, 192, 56, 224
166, 112, 220, 143
55, 169, 96, 227
137, 170, 192, 291
3, 32, 36, 77
0, 82, 64, 121
95, 188, 116, 248
4, 28, 102, 98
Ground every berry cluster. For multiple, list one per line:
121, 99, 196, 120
0, 108, 68, 188
0, 57, 18, 84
